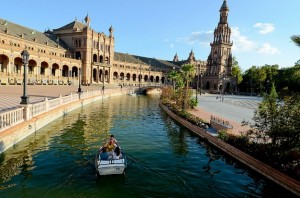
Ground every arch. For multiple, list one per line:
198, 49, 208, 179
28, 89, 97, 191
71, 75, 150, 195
126, 73, 130, 81
155, 76, 160, 83
52, 63, 59, 76
14, 57, 23, 74
105, 56, 109, 64
62, 65, 69, 77
100, 55, 104, 63
150, 75, 154, 82
205, 81, 210, 90
104, 69, 108, 82
72, 66, 79, 77
99, 69, 103, 81
93, 68, 97, 81
144, 75, 149, 82
41, 61, 49, 75
113, 71, 118, 80
0, 54, 9, 73
93, 54, 98, 62
132, 74, 137, 81
28, 59, 37, 75
120, 72, 125, 80
161, 76, 165, 84
138, 74, 142, 82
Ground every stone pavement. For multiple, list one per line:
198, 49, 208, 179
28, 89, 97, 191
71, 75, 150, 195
190, 93, 262, 135
0, 84, 119, 112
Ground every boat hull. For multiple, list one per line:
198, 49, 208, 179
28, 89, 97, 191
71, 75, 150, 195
96, 158, 126, 175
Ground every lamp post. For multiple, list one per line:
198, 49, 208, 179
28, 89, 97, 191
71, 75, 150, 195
139, 65, 142, 91
148, 67, 151, 86
196, 65, 199, 101
102, 66, 105, 94
20, 50, 30, 104
200, 71, 203, 95
77, 68, 81, 92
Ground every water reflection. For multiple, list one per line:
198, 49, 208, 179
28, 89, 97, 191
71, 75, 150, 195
0, 95, 298, 197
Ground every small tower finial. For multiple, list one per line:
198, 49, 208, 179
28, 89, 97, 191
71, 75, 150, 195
84, 14, 91, 28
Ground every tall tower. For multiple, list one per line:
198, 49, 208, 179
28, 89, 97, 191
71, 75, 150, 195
204, 0, 233, 91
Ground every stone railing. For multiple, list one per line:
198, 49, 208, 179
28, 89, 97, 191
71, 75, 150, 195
0, 87, 131, 132
0, 108, 24, 131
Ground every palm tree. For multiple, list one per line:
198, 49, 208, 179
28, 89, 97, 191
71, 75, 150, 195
291, 35, 300, 47
180, 64, 196, 111
168, 70, 179, 90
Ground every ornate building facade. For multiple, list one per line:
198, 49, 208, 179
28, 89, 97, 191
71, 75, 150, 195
0, 16, 176, 87
0, 0, 233, 92
203, 0, 234, 92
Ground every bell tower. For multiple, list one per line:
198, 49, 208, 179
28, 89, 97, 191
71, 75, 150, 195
204, 0, 233, 91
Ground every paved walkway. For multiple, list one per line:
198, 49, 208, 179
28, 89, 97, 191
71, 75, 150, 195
190, 93, 262, 135
0, 84, 120, 112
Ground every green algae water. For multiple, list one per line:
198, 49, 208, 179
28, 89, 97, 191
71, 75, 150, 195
0, 95, 296, 197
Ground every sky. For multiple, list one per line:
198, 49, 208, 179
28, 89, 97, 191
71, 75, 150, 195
1, 0, 299, 71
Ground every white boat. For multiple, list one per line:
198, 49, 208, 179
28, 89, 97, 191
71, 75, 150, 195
95, 148, 127, 176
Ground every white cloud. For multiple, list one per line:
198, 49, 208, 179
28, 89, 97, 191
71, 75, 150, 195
231, 27, 256, 52
169, 43, 174, 48
253, 23, 275, 34
258, 43, 280, 55
176, 31, 213, 46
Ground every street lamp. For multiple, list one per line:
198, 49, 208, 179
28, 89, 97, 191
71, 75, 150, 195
196, 65, 199, 101
148, 67, 151, 86
139, 65, 142, 91
200, 71, 203, 95
20, 50, 30, 104
77, 68, 82, 92
102, 66, 105, 94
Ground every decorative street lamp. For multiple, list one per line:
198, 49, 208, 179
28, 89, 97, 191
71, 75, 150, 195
139, 65, 142, 91
200, 71, 203, 95
77, 68, 82, 92
102, 66, 105, 94
148, 67, 151, 86
20, 50, 30, 104
196, 65, 199, 101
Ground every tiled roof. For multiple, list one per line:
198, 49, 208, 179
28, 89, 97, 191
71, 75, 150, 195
114, 52, 179, 69
53, 20, 86, 31
0, 18, 68, 49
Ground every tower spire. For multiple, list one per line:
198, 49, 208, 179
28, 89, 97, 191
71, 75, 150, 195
219, 0, 229, 24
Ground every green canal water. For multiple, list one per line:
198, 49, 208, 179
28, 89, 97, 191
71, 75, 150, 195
0, 95, 296, 197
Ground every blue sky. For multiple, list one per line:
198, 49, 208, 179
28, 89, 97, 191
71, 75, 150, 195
1, 0, 299, 71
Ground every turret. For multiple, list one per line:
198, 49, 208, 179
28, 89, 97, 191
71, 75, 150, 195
219, 0, 229, 24
187, 50, 196, 62
173, 53, 179, 62
109, 25, 114, 38
84, 14, 91, 28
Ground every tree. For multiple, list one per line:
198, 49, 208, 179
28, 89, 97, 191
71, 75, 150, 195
247, 85, 300, 158
180, 64, 196, 112
168, 70, 179, 90
291, 35, 300, 47
231, 56, 243, 92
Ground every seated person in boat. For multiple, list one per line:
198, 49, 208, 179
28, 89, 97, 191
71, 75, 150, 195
100, 147, 109, 160
109, 134, 118, 145
113, 146, 122, 159
105, 139, 117, 153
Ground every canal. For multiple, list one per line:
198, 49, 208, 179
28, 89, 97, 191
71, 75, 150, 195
0, 95, 296, 197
